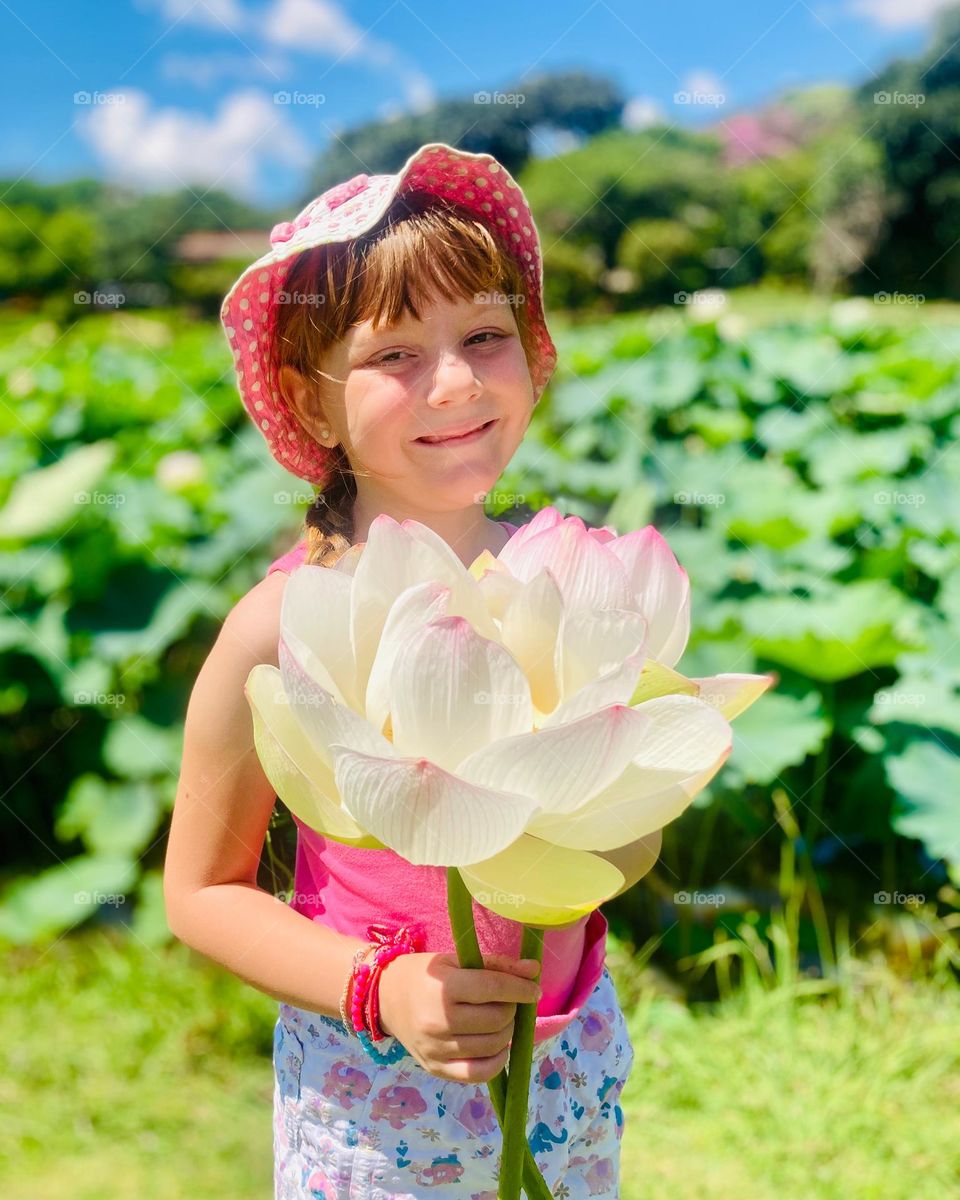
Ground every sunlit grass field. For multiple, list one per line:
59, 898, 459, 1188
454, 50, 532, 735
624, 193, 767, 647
4, 928, 957, 1200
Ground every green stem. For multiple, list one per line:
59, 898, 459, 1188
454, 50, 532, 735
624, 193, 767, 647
446, 869, 553, 1200
500, 924, 544, 1200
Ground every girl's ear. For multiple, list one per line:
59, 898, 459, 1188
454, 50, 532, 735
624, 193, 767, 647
279, 365, 335, 446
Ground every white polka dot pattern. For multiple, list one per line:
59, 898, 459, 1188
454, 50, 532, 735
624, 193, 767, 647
219, 142, 557, 487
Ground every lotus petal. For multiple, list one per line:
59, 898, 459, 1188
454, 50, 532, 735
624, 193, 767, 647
557, 607, 647, 701
687, 672, 779, 720
329, 744, 539, 865
498, 568, 565, 715
364, 581, 453, 735
350, 515, 498, 701
244, 664, 378, 844
499, 517, 632, 610
457, 834, 625, 925
388, 615, 533, 771
626, 659, 699, 706
282, 566, 358, 707
527, 694, 732, 848
541, 650, 647, 728
607, 526, 691, 666
278, 639, 396, 764
456, 703, 652, 816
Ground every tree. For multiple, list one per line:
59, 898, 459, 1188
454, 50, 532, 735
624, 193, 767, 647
857, 4, 960, 294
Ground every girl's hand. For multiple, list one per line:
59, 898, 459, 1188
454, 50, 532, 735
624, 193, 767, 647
375, 951, 542, 1083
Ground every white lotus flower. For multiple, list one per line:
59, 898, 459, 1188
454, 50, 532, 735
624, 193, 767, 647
245, 507, 775, 925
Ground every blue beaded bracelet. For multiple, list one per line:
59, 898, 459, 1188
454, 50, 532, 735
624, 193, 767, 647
356, 1026, 408, 1064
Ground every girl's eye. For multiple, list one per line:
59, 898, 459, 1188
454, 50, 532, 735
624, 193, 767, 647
371, 332, 506, 366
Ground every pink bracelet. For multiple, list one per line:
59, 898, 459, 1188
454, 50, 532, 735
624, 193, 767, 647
340, 943, 375, 1034
350, 923, 424, 1040
366, 941, 408, 1041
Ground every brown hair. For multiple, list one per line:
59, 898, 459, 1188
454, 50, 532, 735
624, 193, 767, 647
271, 191, 542, 568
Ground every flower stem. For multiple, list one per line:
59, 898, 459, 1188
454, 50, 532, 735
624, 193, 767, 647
499, 924, 544, 1200
446, 869, 554, 1200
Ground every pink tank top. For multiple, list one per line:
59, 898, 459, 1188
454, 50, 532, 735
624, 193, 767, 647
265, 520, 608, 1044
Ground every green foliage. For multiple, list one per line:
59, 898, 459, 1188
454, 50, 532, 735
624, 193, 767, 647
0, 310, 310, 941
497, 294, 959, 963
856, 5, 960, 292
2, 293, 957, 963
300, 69, 625, 199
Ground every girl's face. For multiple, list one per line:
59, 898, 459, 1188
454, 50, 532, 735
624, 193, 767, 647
283, 290, 535, 515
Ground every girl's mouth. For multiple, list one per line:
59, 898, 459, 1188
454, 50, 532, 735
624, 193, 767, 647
414, 418, 498, 447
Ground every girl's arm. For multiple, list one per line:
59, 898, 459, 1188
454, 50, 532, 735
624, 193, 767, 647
163, 574, 369, 1017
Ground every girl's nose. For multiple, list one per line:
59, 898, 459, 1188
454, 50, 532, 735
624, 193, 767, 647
426, 349, 482, 401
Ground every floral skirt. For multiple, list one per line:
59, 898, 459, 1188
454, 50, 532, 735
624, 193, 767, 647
272, 965, 635, 1199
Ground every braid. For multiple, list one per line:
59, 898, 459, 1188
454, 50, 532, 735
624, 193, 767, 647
303, 446, 357, 567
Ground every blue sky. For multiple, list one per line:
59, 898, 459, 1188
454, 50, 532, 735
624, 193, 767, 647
0, 0, 947, 208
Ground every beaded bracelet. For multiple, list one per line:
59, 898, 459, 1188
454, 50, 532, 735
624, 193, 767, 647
349, 923, 424, 1064
352, 927, 417, 1040
364, 939, 409, 1041
339, 942, 375, 1032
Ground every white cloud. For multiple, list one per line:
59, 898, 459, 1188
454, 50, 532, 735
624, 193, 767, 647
259, 0, 432, 110
679, 70, 727, 103
622, 96, 666, 130
397, 69, 436, 114
262, 0, 379, 56
137, 0, 249, 31
122, 0, 437, 187
160, 49, 290, 86
847, 0, 955, 28
528, 125, 585, 159
77, 87, 309, 197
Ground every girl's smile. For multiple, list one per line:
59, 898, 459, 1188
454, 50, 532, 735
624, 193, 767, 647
413, 417, 499, 446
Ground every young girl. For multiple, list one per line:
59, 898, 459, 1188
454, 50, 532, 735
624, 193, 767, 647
164, 143, 649, 1200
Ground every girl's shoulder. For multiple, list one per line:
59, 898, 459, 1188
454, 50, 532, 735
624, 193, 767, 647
223, 564, 288, 669
267, 537, 309, 576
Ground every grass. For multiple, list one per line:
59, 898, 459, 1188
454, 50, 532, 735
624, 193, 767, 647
2, 930, 277, 1200
3, 924, 958, 1199
617, 955, 960, 1199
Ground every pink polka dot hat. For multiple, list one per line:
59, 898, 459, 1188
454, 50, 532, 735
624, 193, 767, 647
220, 141, 558, 487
